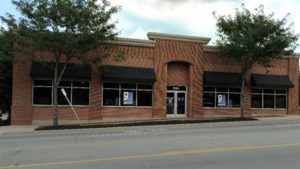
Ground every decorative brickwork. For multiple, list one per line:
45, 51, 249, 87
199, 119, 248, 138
11, 33, 299, 125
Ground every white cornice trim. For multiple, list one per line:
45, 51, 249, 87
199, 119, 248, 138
147, 32, 211, 44
106, 37, 155, 48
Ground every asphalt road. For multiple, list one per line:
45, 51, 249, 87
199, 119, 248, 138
0, 120, 300, 169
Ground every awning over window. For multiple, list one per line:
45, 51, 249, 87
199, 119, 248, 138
251, 74, 293, 88
101, 65, 156, 83
204, 71, 242, 87
30, 62, 91, 79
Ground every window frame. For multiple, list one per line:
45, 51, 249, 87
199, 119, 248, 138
203, 87, 241, 109
32, 79, 90, 106
102, 83, 153, 108
251, 88, 287, 109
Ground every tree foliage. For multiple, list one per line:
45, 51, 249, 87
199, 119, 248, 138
1, 0, 120, 127
214, 4, 298, 73
0, 32, 13, 118
214, 4, 298, 118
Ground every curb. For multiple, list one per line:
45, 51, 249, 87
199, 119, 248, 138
35, 117, 257, 130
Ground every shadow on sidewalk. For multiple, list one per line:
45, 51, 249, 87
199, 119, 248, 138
36, 117, 257, 131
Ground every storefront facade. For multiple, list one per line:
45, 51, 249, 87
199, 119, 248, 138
11, 32, 299, 125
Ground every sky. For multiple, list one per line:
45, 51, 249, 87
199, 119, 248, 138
1, 0, 300, 52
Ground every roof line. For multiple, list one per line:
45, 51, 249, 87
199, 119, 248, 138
106, 37, 155, 48
147, 32, 211, 44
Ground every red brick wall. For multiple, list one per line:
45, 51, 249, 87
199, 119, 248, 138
11, 44, 156, 124
11, 58, 33, 125
202, 52, 299, 117
11, 36, 300, 125
167, 62, 189, 86
152, 39, 204, 118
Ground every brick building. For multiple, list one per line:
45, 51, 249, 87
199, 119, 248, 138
11, 32, 300, 125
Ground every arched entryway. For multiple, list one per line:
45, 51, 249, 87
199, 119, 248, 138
166, 61, 190, 117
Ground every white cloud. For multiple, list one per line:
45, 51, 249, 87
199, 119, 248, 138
125, 27, 151, 39
108, 0, 300, 51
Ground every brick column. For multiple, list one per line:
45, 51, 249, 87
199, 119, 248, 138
88, 66, 102, 120
152, 63, 167, 118
11, 59, 33, 125
288, 58, 299, 115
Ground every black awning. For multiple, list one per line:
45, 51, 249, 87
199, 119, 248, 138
251, 74, 293, 88
30, 62, 90, 79
101, 65, 156, 83
204, 71, 242, 87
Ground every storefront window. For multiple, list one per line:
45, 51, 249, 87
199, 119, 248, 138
33, 80, 53, 105
121, 90, 136, 106
251, 89, 287, 109
103, 90, 119, 106
251, 94, 262, 108
203, 87, 240, 108
102, 83, 153, 107
33, 80, 90, 105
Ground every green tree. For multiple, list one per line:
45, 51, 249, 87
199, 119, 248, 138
214, 4, 298, 118
0, 30, 14, 123
1, 0, 120, 127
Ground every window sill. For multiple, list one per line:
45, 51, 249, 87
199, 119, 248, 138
250, 108, 287, 110
32, 105, 90, 107
102, 106, 153, 109
202, 107, 241, 110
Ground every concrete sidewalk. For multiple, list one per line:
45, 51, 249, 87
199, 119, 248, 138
1, 115, 300, 134
0, 125, 38, 134
256, 115, 300, 121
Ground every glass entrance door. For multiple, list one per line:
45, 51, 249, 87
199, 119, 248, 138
166, 91, 186, 117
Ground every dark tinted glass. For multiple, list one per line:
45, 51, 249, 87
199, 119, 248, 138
229, 88, 241, 93
264, 89, 274, 94
276, 95, 286, 108
103, 89, 119, 106
34, 80, 52, 86
216, 88, 228, 92
138, 84, 152, 90
137, 91, 152, 106
121, 84, 136, 89
58, 81, 71, 87
33, 87, 52, 105
276, 89, 287, 94
263, 95, 275, 108
103, 83, 119, 89
203, 93, 215, 107
72, 89, 89, 105
251, 94, 262, 108
73, 81, 89, 88
251, 89, 262, 93
203, 87, 215, 92
229, 94, 240, 108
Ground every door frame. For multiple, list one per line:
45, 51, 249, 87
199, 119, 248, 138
166, 90, 187, 117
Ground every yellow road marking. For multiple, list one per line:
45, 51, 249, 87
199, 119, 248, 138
1, 142, 300, 169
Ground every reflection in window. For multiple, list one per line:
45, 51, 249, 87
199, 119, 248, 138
33, 80, 90, 105
102, 83, 153, 107
203, 87, 241, 108
103, 90, 119, 106
33, 87, 52, 105
251, 89, 287, 109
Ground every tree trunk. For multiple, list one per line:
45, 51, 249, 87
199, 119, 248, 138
53, 62, 59, 128
240, 74, 245, 119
